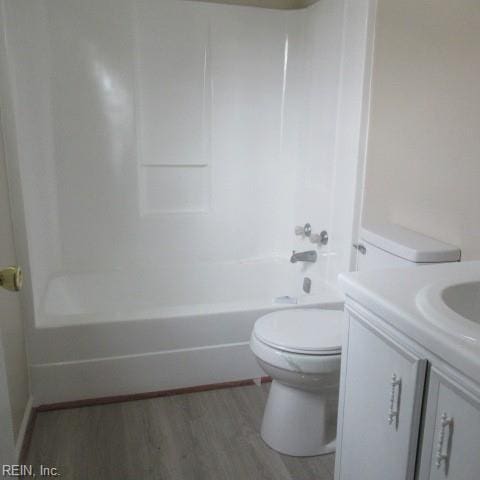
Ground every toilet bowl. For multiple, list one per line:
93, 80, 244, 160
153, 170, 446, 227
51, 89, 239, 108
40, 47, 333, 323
250, 308, 343, 457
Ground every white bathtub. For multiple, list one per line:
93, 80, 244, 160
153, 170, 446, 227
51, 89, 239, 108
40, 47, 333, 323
30, 258, 343, 405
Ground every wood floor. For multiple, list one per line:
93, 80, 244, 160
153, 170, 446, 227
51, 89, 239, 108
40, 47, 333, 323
26, 383, 335, 480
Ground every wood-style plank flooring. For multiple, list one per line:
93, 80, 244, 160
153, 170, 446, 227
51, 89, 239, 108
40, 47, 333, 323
26, 384, 335, 480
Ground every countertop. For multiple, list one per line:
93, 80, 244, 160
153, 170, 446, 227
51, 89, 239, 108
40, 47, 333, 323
339, 260, 480, 386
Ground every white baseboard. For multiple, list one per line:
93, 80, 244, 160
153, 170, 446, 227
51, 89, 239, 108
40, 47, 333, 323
30, 342, 264, 406
15, 395, 34, 462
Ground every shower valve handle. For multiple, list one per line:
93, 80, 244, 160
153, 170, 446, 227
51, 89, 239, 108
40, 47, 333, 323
295, 223, 312, 237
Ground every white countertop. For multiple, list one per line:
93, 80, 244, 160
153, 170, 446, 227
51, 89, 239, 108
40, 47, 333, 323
339, 261, 480, 385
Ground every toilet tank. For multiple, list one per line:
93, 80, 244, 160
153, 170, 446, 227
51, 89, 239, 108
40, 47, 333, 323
356, 224, 461, 271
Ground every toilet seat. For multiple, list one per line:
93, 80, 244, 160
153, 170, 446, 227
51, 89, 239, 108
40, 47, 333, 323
253, 309, 344, 355
250, 333, 341, 376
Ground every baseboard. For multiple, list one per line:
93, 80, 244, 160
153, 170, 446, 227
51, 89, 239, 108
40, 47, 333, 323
31, 341, 265, 406
15, 395, 35, 463
37, 376, 272, 412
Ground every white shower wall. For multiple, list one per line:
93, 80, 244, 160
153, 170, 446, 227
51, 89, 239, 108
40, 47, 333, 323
2, 0, 350, 318
1, 0, 374, 403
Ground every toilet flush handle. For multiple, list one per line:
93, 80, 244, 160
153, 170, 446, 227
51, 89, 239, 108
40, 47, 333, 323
353, 243, 367, 255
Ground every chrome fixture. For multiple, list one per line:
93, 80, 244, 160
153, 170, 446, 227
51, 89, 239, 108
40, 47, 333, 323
388, 373, 402, 428
353, 243, 367, 255
435, 412, 453, 470
295, 223, 312, 237
311, 230, 329, 246
303, 277, 312, 294
0, 266, 22, 292
290, 250, 317, 263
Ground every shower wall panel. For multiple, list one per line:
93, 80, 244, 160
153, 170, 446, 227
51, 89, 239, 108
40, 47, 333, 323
2, 0, 350, 323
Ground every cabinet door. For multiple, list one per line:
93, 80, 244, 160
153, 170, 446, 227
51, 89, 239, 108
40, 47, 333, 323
419, 368, 480, 480
335, 310, 427, 480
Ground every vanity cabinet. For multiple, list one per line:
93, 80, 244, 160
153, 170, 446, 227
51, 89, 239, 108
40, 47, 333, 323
336, 304, 480, 480
335, 310, 426, 480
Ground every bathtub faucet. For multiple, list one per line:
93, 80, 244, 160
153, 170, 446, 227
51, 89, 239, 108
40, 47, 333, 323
290, 250, 317, 263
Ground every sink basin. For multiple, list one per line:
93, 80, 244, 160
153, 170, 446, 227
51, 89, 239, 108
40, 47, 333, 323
441, 282, 480, 324
417, 274, 480, 344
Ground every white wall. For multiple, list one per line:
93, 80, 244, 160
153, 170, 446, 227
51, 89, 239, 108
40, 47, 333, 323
362, 0, 480, 260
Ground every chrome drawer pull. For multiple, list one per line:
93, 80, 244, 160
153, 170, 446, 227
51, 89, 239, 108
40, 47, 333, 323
435, 412, 453, 469
388, 373, 402, 426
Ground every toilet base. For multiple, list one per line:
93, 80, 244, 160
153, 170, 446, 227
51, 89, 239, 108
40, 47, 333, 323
261, 380, 337, 457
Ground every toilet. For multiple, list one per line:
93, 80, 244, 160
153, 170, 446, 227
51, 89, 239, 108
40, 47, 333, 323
250, 223, 461, 457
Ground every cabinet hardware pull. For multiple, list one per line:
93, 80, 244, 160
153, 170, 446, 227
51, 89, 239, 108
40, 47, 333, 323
435, 412, 453, 469
388, 373, 402, 426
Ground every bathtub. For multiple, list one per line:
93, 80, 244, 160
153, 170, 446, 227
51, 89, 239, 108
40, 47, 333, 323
30, 258, 344, 405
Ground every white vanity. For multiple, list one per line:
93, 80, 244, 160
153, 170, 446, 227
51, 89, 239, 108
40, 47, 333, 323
335, 261, 480, 480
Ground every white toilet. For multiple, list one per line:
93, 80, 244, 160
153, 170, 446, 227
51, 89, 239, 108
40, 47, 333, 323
250, 223, 461, 457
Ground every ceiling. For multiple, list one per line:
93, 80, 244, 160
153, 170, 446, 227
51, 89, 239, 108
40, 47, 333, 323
187, 0, 320, 10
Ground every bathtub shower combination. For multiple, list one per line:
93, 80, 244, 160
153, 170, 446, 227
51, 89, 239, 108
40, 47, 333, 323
0, 0, 373, 405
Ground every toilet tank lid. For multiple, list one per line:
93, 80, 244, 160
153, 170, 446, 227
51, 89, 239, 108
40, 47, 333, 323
360, 224, 461, 263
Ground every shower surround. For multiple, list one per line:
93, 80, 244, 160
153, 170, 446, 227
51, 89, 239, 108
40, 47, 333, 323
0, 0, 374, 404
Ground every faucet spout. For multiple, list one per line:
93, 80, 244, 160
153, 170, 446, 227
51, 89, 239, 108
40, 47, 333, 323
290, 250, 317, 263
